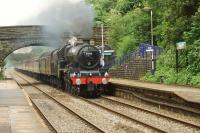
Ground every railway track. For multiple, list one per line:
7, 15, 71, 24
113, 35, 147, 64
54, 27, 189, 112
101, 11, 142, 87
78, 97, 200, 132
114, 87, 200, 116
13, 71, 166, 133
12, 71, 200, 132
15, 79, 57, 133
76, 98, 167, 132
101, 96, 200, 129
13, 72, 105, 133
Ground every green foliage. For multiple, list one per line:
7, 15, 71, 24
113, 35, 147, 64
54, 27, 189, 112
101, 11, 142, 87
108, 9, 150, 55
88, 0, 200, 87
116, 35, 137, 57
143, 66, 177, 84
187, 40, 200, 73
143, 66, 195, 85
0, 61, 6, 68
87, 0, 146, 58
0, 72, 4, 80
190, 73, 200, 86
0, 62, 5, 80
148, 0, 200, 48
115, 0, 143, 15
184, 8, 200, 73
86, 0, 117, 23
176, 70, 192, 85
156, 47, 176, 68
143, 48, 198, 86
144, 1, 200, 87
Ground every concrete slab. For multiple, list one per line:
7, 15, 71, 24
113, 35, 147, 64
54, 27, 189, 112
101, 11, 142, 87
9, 106, 49, 133
110, 78, 200, 104
0, 80, 50, 133
0, 107, 11, 133
0, 80, 28, 106
4, 70, 13, 79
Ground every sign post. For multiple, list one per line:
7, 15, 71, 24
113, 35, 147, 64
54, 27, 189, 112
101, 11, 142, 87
176, 42, 187, 73
176, 42, 187, 50
101, 24, 105, 67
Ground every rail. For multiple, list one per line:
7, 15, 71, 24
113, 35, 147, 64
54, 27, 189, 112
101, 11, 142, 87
111, 83, 200, 116
101, 96, 200, 129
14, 72, 105, 133
76, 95, 166, 132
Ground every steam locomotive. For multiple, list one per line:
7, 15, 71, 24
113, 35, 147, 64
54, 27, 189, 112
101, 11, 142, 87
16, 41, 112, 97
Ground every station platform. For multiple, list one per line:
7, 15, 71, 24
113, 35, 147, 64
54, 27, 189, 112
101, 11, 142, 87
0, 80, 49, 133
110, 78, 200, 104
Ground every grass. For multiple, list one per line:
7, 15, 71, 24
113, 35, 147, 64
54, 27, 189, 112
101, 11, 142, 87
0, 72, 4, 80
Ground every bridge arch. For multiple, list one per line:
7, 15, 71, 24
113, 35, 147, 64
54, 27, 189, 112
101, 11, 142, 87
0, 25, 67, 65
0, 41, 59, 64
4, 45, 55, 62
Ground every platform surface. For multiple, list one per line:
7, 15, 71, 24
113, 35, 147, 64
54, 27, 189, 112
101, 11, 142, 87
110, 78, 200, 104
0, 80, 50, 133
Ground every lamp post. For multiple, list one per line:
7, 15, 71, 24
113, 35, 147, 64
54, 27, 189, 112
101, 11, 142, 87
143, 7, 155, 75
101, 24, 105, 67
150, 9, 155, 75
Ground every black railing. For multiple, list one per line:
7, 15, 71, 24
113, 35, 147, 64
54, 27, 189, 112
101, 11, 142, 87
111, 50, 140, 66
110, 48, 163, 67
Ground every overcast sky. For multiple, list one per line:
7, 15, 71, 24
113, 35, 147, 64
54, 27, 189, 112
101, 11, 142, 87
0, 0, 81, 26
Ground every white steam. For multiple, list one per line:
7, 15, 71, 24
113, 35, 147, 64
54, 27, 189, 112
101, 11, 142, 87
14, 47, 32, 54
20, 0, 95, 47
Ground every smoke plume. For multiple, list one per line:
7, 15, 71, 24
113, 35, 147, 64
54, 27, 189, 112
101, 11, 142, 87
21, 0, 95, 47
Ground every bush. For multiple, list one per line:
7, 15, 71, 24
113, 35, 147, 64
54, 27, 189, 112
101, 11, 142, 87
189, 73, 200, 87
0, 72, 4, 80
176, 70, 192, 85
143, 47, 199, 87
142, 71, 158, 82
144, 55, 200, 86
116, 35, 137, 57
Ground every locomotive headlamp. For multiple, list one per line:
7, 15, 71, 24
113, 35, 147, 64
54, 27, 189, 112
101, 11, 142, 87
102, 78, 108, 85
104, 72, 109, 77
76, 78, 81, 85
73, 72, 76, 77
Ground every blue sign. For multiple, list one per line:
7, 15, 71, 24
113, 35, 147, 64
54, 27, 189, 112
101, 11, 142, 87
139, 43, 162, 58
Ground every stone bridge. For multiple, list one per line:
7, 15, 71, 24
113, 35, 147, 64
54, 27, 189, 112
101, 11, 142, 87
0, 25, 108, 66
0, 25, 71, 66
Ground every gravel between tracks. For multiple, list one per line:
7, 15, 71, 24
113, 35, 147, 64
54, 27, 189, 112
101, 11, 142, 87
106, 96, 200, 126
90, 98, 200, 133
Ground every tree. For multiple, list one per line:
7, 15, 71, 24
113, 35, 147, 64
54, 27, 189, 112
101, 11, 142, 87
108, 9, 150, 57
148, 0, 200, 48
87, 0, 148, 57
184, 7, 200, 73
115, 0, 143, 15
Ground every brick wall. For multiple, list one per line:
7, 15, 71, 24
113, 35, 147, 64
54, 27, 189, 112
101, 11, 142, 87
109, 54, 152, 80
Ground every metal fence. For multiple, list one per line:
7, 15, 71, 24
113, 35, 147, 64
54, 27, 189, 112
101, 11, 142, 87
111, 43, 163, 67
111, 50, 140, 66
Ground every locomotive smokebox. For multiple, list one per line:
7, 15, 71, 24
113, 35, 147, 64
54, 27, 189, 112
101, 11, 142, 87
65, 44, 100, 69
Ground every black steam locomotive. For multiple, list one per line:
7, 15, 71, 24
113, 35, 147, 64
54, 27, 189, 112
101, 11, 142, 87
16, 41, 111, 97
